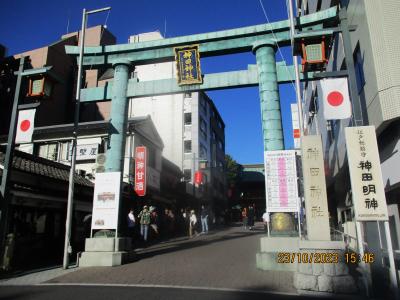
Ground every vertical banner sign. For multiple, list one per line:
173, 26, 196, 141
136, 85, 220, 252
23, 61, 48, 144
264, 150, 299, 212
291, 103, 301, 149
134, 146, 147, 196
345, 126, 388, 221
301, 135, 330, 240
91, 172, 121, 230
15, 109, 36, 144
174, 45, 202, 85
319, 78, 352, 120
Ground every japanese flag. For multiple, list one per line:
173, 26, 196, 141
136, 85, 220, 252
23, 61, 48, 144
319, 78, 352, 120
15, 109, 36, 144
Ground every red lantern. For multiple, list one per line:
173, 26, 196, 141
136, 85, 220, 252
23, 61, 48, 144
194, 171, 203, 185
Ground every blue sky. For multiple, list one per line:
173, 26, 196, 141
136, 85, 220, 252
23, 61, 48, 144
0, 0, 297, 165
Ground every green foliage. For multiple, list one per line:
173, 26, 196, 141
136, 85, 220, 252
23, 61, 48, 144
225, 154, 243, 185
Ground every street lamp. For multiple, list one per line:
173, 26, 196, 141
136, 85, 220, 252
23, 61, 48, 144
63, 6, 111, 270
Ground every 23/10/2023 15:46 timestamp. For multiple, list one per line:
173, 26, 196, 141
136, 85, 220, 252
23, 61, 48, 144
277, 252, 339, 264
345, 252, 375, 264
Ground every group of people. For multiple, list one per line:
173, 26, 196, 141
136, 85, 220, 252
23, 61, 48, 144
127, 205, 211, 242
241, 204, 256, 230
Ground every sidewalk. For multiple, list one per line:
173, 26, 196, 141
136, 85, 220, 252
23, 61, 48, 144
0, 266, 76, 285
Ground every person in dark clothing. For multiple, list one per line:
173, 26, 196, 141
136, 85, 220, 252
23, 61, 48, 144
200, 205, 209, 234
247, 204, 255, 230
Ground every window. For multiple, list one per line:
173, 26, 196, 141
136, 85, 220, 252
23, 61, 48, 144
147, 146, 156, 168
183, 169, 192, 181
354, 44, 365, 93
200, 117, 207, 140
184, 113, 192, 125
200, 97, 207, 114
184, 140, 192, 153
218, 139, 224, 151
200, 144, 207, 159
217, 120, 223, 129
212, 131, 216, 141
37, 143, 58, 161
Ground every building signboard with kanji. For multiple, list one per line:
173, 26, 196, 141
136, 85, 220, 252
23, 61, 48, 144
345, 126, 388, 221
134, 146, 147, 197
264, 150, 299, 213
301, 135, 330, 240
69, 144, 98, 161
174, 45, 202, 85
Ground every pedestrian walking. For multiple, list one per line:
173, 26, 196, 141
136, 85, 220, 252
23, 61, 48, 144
149, 206, 159, 237
127, 209, 136, 238
247, 204, 255, 230
200, 205, 209, 234
241, 207, 248, 229
138, 205, 151, 241
262, 210, 270, 233
189, 210, 198, 238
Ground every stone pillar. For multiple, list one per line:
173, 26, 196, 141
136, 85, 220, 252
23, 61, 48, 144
253, 40, 284, 151
106, 59, 131, 172
253, 41, 291, 235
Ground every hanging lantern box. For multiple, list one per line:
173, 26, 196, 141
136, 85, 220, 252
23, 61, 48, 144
294, 34, 330, 72
27, 75, 53, 98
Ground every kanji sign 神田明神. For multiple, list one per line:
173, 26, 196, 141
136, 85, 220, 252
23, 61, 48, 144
345, 126, 388, 221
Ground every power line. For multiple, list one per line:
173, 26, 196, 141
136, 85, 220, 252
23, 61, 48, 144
258, 0, 296, 92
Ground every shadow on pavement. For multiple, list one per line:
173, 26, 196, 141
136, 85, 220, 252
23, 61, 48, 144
134, 226, 264, 261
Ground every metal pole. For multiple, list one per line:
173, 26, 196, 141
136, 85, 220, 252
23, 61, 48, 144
192, 152, 196, 198
287, 0, 304, 137
0, 56, 25, 267
384, 221, 399, 298
356, 221, 371, 297
63, 8, 87, 270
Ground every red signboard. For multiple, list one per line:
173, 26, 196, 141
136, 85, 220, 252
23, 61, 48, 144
194, 171, 203, 185
134, 146, 147, 196
293, 129, 300, 139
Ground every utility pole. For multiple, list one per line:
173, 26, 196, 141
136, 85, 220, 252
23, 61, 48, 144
63, 6, 111, 270
0, 56, 25, 268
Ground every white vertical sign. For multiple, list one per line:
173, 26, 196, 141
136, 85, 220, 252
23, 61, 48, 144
264, 150, 299, 213
91, 172, 121, 230
345, 126, 388, 221
301, 135, 330, 241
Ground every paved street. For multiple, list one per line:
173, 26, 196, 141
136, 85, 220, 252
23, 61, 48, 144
46, 223, 295, 293
0, 223, 370, 299
0, 285, 352, 300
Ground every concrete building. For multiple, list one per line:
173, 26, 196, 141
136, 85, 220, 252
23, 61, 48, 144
299, 0, 400, 294
125, 31, 227, 210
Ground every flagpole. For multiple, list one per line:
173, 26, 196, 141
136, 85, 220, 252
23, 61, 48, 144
63, 8, 87, 270
0, 56, 25, 268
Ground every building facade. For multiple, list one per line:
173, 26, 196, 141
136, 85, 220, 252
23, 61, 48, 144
126, 32, 227, 210
299, 0, 400, 293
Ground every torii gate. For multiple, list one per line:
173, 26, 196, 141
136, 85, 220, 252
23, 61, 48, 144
65, 7, 337, 243
66, 7, 336, 171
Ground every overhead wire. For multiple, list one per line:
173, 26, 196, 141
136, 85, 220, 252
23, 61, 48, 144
258, 0, 297, 92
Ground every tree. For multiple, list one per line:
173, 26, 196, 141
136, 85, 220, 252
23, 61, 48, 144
225, 154, 243, 185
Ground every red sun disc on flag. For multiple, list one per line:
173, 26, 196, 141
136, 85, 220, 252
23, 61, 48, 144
20, 120, 31, 132
327, 91, 344, 106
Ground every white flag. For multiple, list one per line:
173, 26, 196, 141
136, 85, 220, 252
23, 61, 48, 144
15, 109, 36, 144
319, 78, 352, 120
